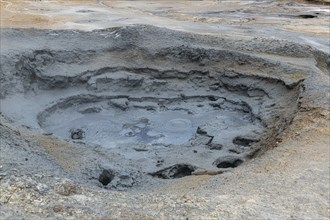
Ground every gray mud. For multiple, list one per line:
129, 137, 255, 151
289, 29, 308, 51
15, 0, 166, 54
0, 25, 328, 190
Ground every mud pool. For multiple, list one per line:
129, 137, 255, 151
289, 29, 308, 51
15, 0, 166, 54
39, 97, 263, 147
0, 25, 316, 189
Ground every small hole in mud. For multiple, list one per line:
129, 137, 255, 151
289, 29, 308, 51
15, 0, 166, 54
207, 143, 223, 150
228, 149, 241, 154
98, 169, 115, 186
208, 96, 217, 101
213, 158, 243, 168
233, 137, 258, 147
297, 14, 317, 19
150, 164, 196, 179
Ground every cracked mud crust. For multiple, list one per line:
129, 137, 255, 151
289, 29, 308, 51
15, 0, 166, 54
0, 0, 329, 219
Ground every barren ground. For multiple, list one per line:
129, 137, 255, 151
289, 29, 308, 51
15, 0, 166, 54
0, 0, 329, 219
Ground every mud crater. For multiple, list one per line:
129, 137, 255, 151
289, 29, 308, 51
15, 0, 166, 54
0, 26, 303, 189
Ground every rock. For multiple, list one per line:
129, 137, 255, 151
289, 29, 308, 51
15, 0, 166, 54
78, 107, 102, 114
320, 110, 329, 117
196, 126, 207, 135
54, 179, 78, 196
36, 183, 50, 195
116, 175, 135, 188
53, 205, 64, 213
0, 172, 7, 180
70, 129, 85, 140
109, 98, 129, 111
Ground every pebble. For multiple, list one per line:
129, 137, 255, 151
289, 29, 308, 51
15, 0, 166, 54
54, 179, 78, 196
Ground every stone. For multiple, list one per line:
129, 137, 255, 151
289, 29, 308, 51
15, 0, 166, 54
54, 179, 78, 196
70, 129, 85, 140
109, 98, 129, 111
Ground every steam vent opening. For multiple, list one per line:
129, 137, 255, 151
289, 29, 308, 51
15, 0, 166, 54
1, 25, 313, 190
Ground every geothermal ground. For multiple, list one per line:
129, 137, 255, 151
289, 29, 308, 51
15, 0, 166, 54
0, 0, 329, 219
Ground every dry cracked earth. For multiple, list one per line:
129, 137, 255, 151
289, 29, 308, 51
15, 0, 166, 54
0, 0, 329, 219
